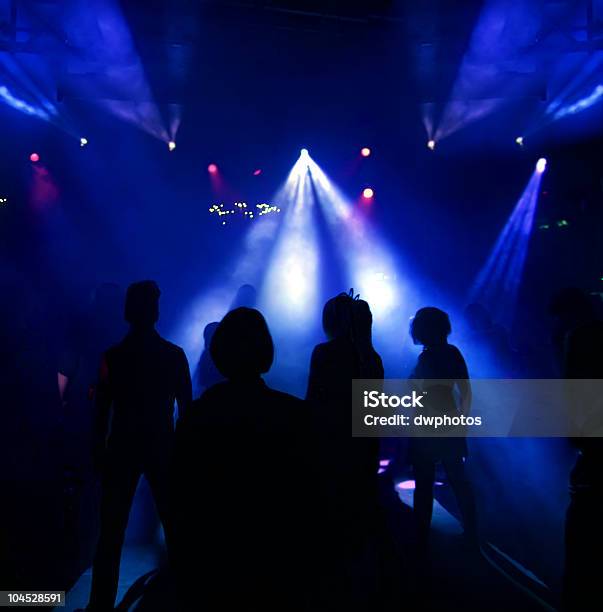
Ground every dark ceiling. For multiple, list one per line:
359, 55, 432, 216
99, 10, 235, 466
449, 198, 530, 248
2, 1, 601, 106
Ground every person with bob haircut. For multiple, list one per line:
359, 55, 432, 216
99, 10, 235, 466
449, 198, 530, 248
170, 307, 319, 611
409, 306, 477, 549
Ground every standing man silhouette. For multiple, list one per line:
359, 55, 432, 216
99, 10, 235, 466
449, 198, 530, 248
87, 281, 191, 610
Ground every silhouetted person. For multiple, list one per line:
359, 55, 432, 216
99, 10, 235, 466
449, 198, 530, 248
557, 289, 603, 611
194, 321, 223, 394
87, 281, 192, 611
306, 291, 384, 608
409, 307, 477, 548
171, 307, 318, 611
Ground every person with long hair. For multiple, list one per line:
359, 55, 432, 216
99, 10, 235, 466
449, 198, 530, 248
306, 290, 385, 608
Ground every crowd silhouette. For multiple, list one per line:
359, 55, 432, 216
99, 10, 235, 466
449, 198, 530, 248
1, 275, 602, 611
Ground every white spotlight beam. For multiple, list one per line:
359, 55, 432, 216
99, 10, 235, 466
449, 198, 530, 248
304, 153, 408, 323
259, 153, 320, 331
172, 169, 299, 363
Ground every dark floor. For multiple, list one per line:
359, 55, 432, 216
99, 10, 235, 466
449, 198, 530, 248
64, 478, 557, 611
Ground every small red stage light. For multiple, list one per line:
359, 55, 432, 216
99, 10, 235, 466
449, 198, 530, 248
362, 187, 374, 199
361, 147, 371, 157
30, 153, 40, 163
253, 169, 262, 176
208, 163, 218, 174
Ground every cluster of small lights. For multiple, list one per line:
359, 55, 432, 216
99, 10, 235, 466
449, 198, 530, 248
168, 141, 176, 152
209, 202, 280, 226
0, 197, 7, 205
256, 203, 280, 216
80, 137, 88, 147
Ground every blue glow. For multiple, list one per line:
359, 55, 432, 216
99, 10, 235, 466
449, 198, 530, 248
0, 85, 51, 121
552, 83, 603, 120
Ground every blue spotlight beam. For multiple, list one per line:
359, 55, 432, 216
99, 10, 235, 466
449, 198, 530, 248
540, 54, 603, 127
469, 165, 544, 326
429, 1, 545, 142
65, 0, 170, 142
0, 54, 77, 136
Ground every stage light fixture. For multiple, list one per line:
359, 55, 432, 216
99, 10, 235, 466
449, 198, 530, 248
208, 163, 218, 174
253, 169, 262, 176
361, 147, 371, 157
362, 187, 374, 199
168, 141, 176, 151
0, 197, 7, 205
515, 136, 524, 146
30, 153, 39, 163
427, 139, 436, 150
80, 137, 88, 147
536, 158, 547, 173
300, 148, 309, 157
